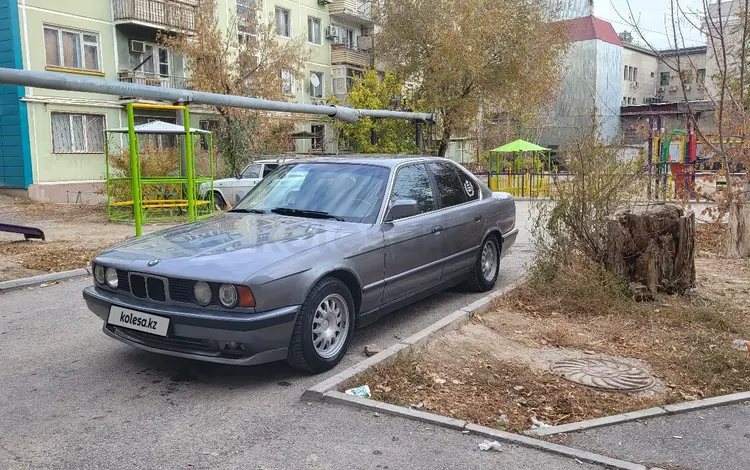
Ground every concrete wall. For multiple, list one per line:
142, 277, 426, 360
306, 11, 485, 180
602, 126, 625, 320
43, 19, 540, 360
622, 45, 658, 105
595, 40, 623, 141
658, 51, 707, 102
0, 0, 31, 189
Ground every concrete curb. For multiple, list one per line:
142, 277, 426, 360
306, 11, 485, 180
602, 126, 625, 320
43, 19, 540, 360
525, 392, 750, 437
323, 390, 646, 470
303, 276, 526, 400
0, 267, 90, 292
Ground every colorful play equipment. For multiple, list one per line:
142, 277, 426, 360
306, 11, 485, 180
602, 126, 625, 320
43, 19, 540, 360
650, 128, 697, 199
487, 139, 553, 197
104, 103, 215, 236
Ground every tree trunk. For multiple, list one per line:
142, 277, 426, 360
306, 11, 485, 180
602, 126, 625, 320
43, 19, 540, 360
727, 201, 750, 258
437, 125, 451, 158
605, 203, 695, 296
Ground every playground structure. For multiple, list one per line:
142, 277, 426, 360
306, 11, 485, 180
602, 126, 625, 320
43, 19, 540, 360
105, 103, 214, 236
649, 128, 696, 200
487, 139, 553, 197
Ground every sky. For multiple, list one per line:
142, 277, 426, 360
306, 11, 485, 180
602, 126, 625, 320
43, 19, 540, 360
596, 0, 707, 49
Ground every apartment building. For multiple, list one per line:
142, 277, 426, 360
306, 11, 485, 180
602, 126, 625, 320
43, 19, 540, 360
0, 0, 375, 201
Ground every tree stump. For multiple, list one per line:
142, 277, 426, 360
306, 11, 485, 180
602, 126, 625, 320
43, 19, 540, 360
605, 203, 695, 296
727, 202, 750, 258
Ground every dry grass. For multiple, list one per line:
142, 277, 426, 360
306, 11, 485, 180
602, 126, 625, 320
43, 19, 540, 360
348, 253, 750, 434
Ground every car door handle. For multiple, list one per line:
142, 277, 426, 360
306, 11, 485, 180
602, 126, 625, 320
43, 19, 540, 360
474, 214, 483, 222
432, 226, 443, 233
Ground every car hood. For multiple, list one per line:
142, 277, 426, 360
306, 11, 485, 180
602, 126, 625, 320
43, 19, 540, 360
95, 213, 364, 283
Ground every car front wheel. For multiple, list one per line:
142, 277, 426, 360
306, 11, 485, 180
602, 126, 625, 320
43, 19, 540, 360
287, 277, 355, 373
468, 235, 500, 292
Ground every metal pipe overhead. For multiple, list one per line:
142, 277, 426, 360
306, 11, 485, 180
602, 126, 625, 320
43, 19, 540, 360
0, 68, 435, 124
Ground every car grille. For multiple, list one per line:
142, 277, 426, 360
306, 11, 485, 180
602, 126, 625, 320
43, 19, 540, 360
117, 270, 130, 293
117, 272, 168, 303
169, 278, 194, 303
110, 326, 213, 352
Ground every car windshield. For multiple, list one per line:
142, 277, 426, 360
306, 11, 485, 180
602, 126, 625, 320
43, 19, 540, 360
232, 163, 390, 224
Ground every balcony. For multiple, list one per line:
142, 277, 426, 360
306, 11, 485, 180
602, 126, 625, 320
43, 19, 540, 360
113, 0, 197, 32
118, 70, 188, 89
331, 44, 371, 70
328, 0, 373, 25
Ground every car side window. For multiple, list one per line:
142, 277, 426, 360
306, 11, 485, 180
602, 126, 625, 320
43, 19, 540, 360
427, 162, 468, 207
242, 164, 262, 179
390, 164, 435, 217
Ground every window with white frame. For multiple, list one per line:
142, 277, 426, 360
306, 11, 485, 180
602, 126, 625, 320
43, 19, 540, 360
129, 42, 171, 79
308, 16, 321, 44
281, 69, 295, 95
44, 26, 100, 71
276, 7, 291, 37
311, 124, 324, 151
337, 27, 355, 48
237, 0, 258, 34
310, 72, 324, 98
51, 112, 105, 153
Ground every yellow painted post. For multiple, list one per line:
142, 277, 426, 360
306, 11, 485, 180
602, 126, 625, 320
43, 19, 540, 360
126, 103, 142, 237
183, 106, 196, 222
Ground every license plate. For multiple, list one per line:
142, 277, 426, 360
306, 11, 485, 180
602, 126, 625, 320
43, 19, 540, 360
108, 306, 169, 337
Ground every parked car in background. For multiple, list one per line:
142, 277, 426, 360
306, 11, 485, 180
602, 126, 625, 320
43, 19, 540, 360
201, 158, 288, 210
84, 156, 518, 373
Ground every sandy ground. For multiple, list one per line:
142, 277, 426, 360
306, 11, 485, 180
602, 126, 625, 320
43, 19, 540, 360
0, 195, 173, 282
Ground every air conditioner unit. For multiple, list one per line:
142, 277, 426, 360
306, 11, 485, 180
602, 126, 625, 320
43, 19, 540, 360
318, 0, 333, 4
657, 86, 665, 92
358, 35, 373, 51
669, 85, 678, 92
325, 25, 340, 39
130, 40, 146, 54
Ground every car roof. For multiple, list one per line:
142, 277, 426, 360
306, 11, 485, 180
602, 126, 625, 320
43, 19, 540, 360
274, 155, 452, 169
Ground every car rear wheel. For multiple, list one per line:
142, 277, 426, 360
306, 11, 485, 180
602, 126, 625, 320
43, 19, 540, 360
468, 235, 500, 292
213, 192, 227, 211
287, 277, 355, 373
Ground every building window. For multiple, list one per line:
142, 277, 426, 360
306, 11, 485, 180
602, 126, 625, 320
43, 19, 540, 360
633, 67, 638, 82
199, 119, 219, 150
624, 65, 628, 80
129, 42, 170, 80
51, 112, 105, 153
237, 0, 257, 34
310, 71, 324, 98
660, 72, 671, 86
44, 26, 100, 71
275, 7, 291, 37
311, 124, 324, 151
698, 68, 706, 83
651, 72, 655, 78
308, 17, 321, 44
680, 69, 693, 84
281, 69, 294, 95
338, 27, 355, 49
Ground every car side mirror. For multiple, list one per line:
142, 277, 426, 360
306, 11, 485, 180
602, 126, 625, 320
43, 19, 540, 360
235, 173, 242, 179
385, 199, 418, 222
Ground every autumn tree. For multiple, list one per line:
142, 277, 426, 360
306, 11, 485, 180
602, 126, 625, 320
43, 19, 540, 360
621, 0, 750, 257
330, 70, 421, 154
161, 0, 309, 175
373, 0, 567, 157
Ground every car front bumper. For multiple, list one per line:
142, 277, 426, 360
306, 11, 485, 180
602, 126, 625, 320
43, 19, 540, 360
83, 286, 299, 366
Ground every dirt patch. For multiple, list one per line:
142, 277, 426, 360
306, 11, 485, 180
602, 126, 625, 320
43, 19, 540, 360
348, 256, 750, 434
0, 195, 174, 282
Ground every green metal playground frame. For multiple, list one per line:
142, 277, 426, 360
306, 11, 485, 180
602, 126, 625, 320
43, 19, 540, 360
104, 103, 214, 236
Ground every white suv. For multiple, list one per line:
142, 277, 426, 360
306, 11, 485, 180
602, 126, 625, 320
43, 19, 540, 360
202, 158, 287, 209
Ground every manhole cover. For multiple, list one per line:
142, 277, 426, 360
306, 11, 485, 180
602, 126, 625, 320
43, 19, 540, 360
549, 358, 655, 392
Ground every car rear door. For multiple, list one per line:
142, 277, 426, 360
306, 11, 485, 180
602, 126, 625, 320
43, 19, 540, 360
382, 163, 445, 305
426, 161, 485, 281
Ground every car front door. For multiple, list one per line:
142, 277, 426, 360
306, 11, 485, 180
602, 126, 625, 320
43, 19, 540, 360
426, 161, 485, 280
382, 163, 445, 306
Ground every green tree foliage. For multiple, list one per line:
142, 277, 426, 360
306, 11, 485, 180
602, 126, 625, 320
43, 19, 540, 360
374, 0, 567, 157
333, 70, 419, 154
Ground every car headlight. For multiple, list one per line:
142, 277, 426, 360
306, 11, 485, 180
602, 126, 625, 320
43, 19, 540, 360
193, 281, 212, 306
218, 284, 238, 308
94, 264, 105, 285
105, 267, 118, 289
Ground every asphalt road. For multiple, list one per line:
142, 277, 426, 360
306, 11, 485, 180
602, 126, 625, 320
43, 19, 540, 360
562, 402, 750, 470
0, 202, 605, 469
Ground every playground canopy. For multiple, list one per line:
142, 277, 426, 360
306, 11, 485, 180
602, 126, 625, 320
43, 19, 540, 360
105, 120, 210, 135
490, 139, 549, 153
